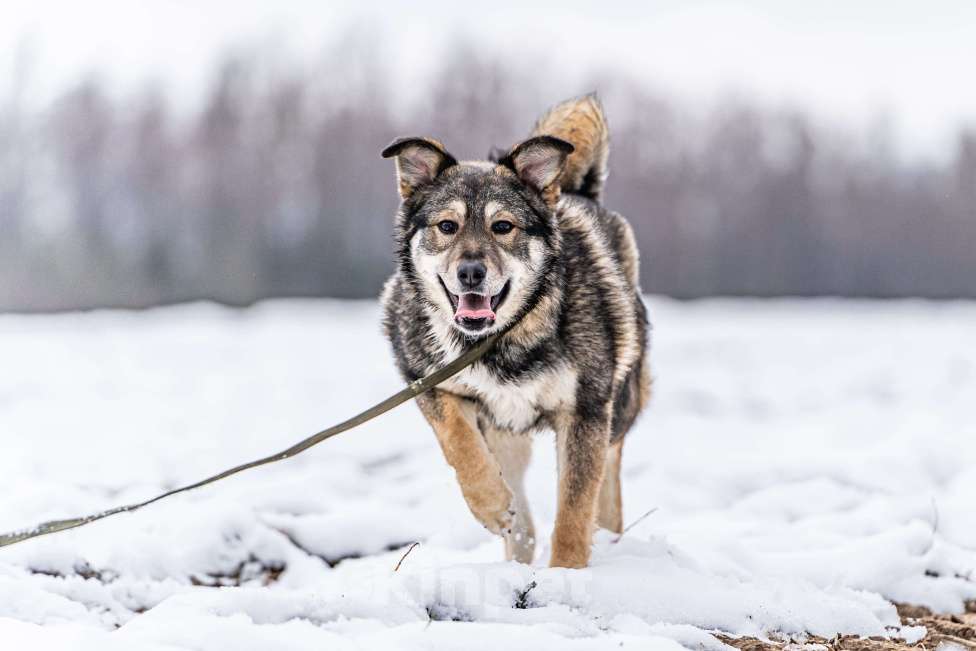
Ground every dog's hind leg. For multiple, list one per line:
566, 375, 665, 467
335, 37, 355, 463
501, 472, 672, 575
483, 425, 536, 563
596, 439, 623, 533
598, 360, 649, 534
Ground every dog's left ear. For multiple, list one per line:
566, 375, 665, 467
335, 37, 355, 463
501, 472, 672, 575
381, 137, 458, 200
500, 135, 575, 207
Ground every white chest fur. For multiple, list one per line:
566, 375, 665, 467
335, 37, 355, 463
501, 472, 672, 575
442, 361, 577, 432
426, 312, 577, 431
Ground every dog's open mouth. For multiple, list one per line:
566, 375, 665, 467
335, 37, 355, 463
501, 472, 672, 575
440, 279, 510, 331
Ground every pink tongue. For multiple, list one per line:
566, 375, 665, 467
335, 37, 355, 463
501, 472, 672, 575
455, 293, 495, 320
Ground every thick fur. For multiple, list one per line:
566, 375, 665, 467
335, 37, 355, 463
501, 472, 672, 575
381, 95, 650, 568
530, 93, 610, 201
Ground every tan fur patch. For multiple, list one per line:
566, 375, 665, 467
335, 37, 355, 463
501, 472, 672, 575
550, 413, 612, 568
551, 465, 602, 569
484, 200, 503, 219
507, 287, 563, 349
596, 439, 624, 533
638, 360, 653, 411
541, 183, 561, 208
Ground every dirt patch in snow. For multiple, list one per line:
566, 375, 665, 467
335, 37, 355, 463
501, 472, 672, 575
719, 602, 976, 651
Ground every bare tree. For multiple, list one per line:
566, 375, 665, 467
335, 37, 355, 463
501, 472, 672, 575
0, 37, 973, 311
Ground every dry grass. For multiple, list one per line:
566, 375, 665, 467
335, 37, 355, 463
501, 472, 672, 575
718, 601, 976, 651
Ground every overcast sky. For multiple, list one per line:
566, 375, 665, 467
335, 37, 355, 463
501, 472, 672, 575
2, 0, 974, 158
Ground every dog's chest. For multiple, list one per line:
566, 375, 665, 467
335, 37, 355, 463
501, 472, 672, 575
443, 362, 577, 432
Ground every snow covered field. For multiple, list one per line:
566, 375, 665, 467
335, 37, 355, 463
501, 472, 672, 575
1, 297, 974, 650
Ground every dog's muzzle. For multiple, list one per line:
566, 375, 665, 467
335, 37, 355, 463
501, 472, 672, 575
440, 278, 511, 332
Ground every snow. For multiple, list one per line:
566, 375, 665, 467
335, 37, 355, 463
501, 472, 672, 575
0, 297, 974, 649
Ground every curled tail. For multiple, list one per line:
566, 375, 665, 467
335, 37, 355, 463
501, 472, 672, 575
530, 93, 610, 202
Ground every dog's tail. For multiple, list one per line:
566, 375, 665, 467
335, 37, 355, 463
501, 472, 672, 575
530, 93, 610, 202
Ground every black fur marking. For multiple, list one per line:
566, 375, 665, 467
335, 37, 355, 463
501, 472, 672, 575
577, 166, 603, 201
487, 146, 507, 163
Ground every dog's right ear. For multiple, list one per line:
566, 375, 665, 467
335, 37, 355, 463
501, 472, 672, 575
381, 137, 458, 200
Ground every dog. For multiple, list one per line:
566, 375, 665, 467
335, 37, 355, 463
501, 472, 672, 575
380, 94, 650, 568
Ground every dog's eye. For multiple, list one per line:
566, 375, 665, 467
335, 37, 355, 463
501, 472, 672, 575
437, 220, 458, 234
491, 221, 514, 235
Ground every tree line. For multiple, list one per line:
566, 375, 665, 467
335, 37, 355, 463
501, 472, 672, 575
1, 42, 974, 311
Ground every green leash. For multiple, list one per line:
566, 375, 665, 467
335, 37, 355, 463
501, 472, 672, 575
0, 334, 499, 549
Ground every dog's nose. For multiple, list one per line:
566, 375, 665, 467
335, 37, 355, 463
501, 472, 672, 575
457, 260, 486, 291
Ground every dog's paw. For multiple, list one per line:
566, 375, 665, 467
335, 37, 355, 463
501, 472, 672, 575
549, 530, 591, 569
505, 523, 536, 564
463, 481, 515, 536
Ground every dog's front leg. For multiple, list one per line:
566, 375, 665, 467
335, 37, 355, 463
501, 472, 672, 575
551, 407, 611, 568
417, 390, 514, 536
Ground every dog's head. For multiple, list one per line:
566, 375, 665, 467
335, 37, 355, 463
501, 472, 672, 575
382, 135, 572, 337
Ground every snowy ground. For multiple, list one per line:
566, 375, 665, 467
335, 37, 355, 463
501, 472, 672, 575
0, 298, 974, 650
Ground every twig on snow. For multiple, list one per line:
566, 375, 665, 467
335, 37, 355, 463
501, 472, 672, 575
394, 542, 421, 571
613, 507, 659, 543
514, 580, 538, 609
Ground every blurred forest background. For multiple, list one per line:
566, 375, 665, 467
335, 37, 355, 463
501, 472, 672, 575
1, 35, 975, 310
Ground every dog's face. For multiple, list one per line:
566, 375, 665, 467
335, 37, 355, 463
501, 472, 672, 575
383, 136, 573, 337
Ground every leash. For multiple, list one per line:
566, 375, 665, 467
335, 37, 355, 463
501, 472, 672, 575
0, 333, 500, 549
